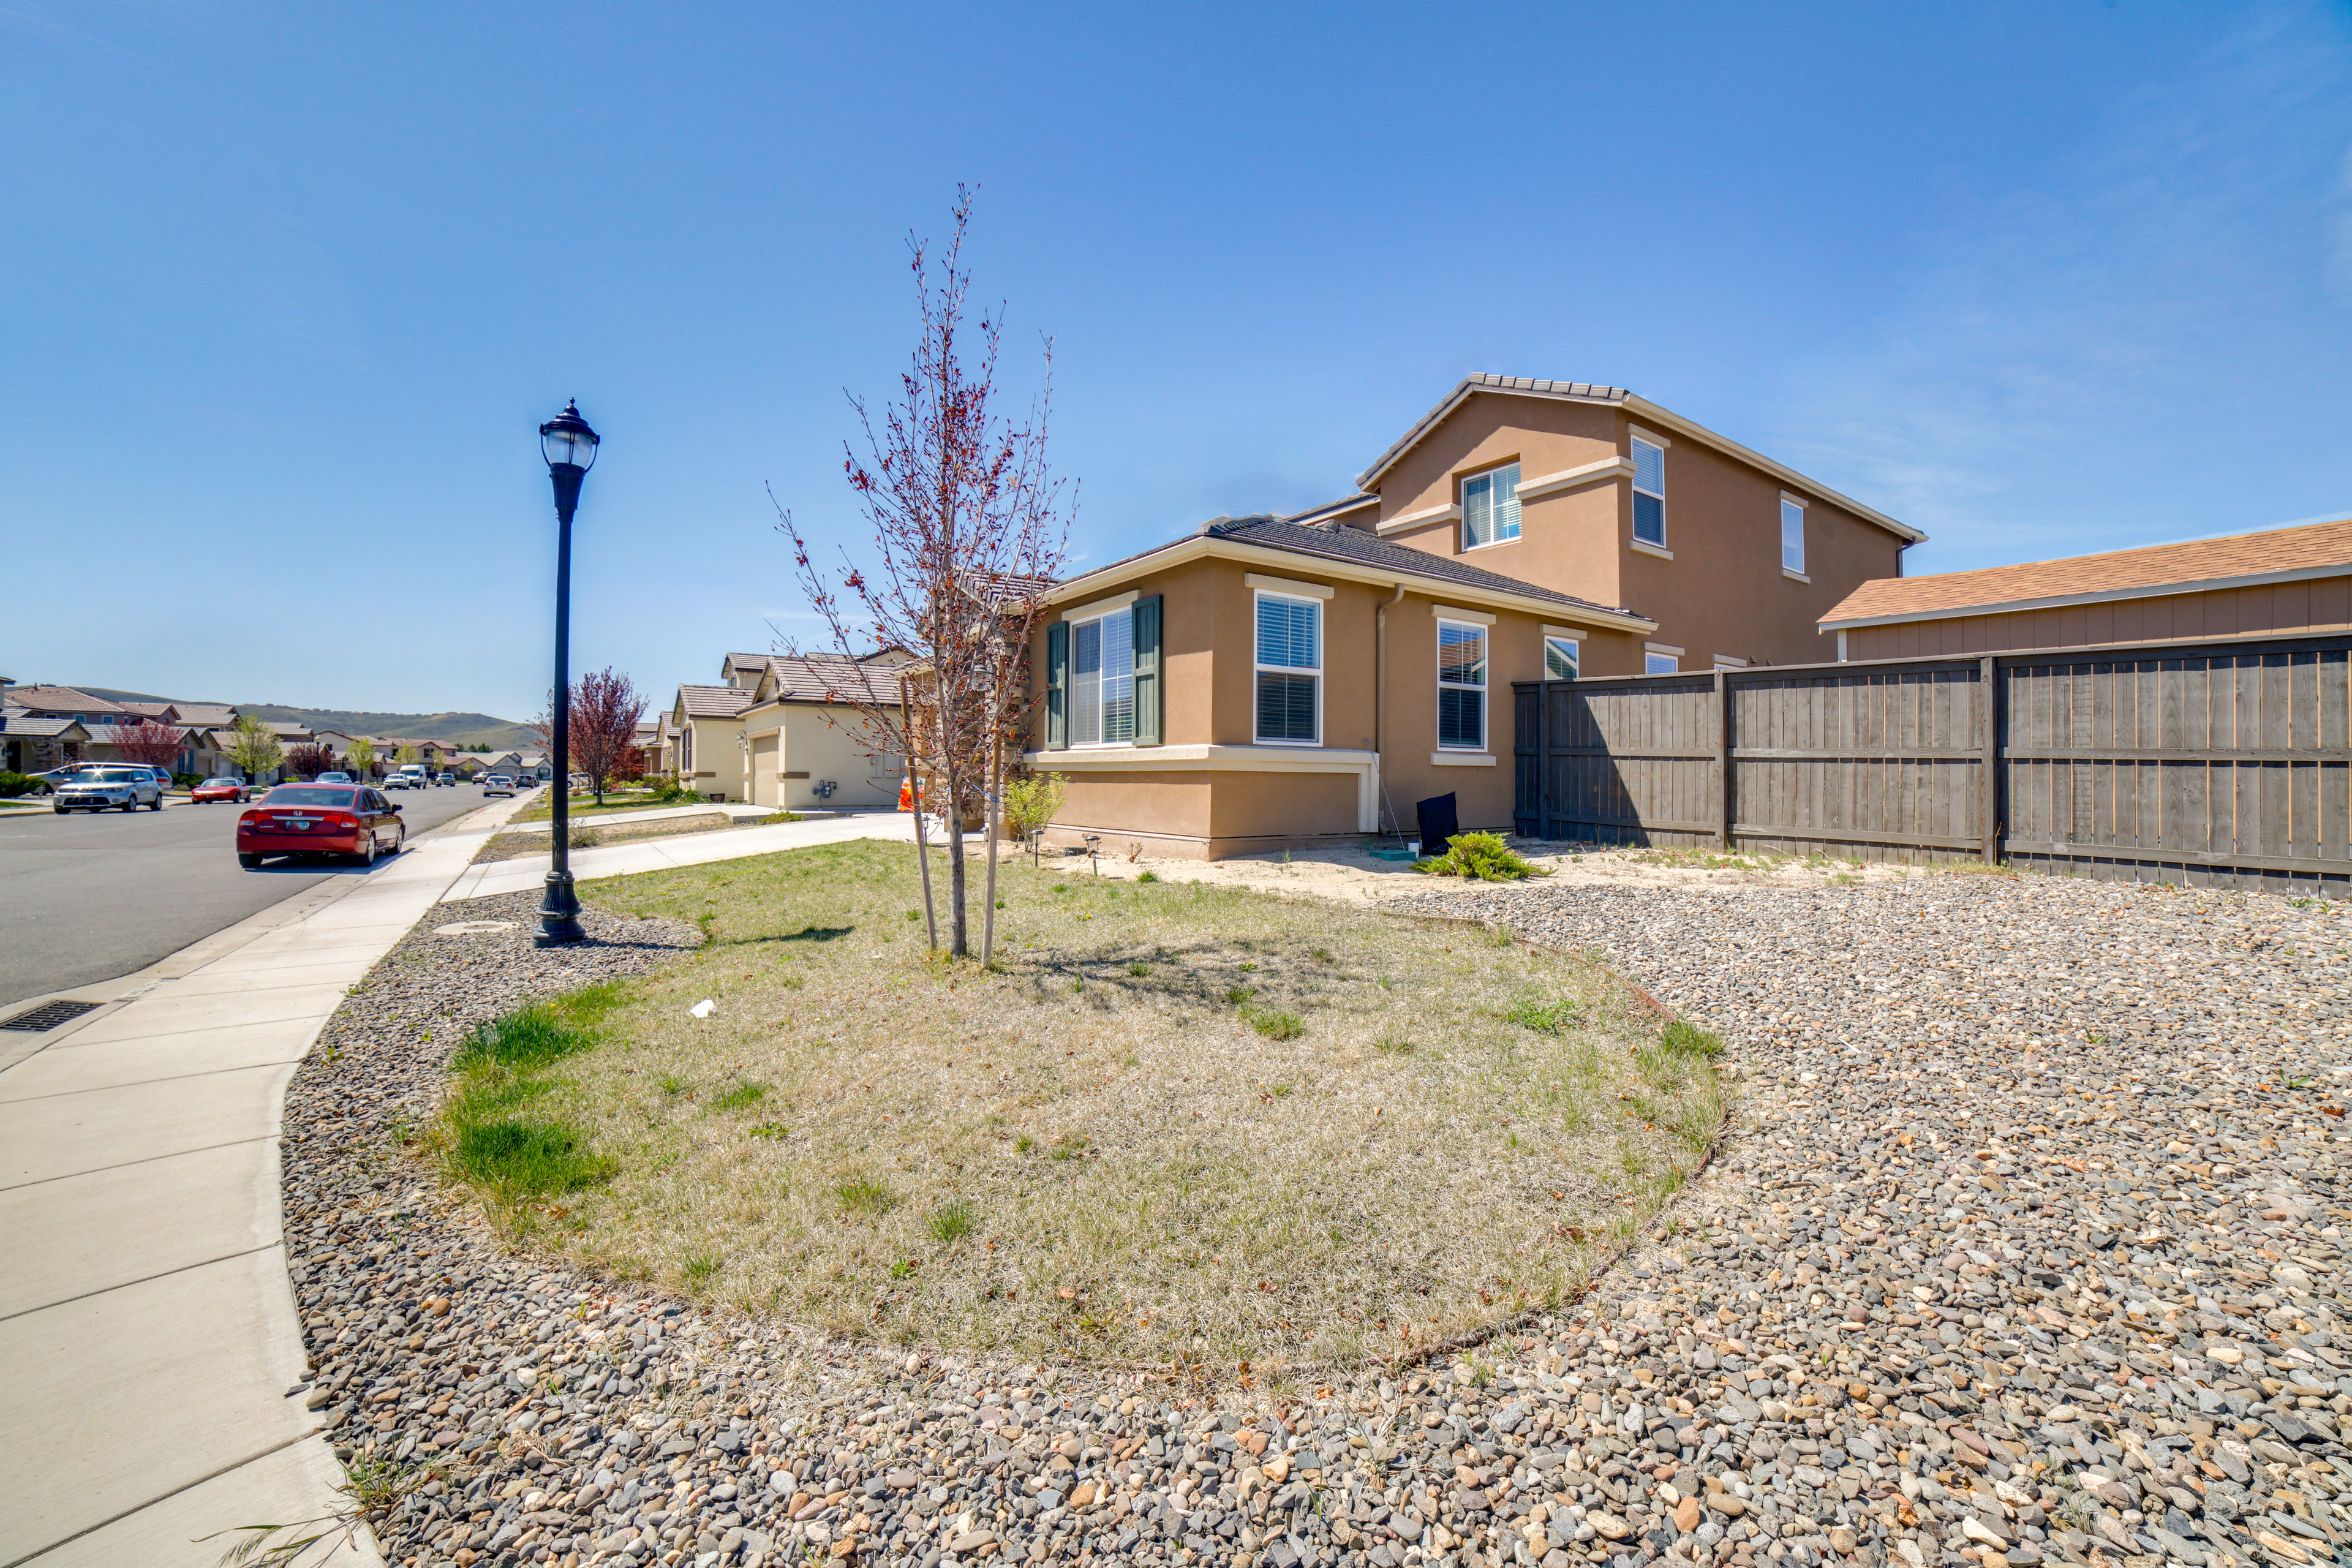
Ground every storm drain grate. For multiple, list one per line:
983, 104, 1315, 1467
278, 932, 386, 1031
0, 999, 104, 1032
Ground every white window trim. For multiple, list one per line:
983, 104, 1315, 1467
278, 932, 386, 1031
1630, 539, 1675, 561
1779, 494, 1807, 578
1242, 573, 1333, 599
1457, 461, 1524, 552
1252, 589, 1323, 748
1430, 603, 1495, 625
1644, 641, 1686, 655
1066, 604, 1137, 750
1434, 616, 1489, 753
1630, 432, 1668, 551
1542, 630, 1581, 681
1060, 589, 1139, 625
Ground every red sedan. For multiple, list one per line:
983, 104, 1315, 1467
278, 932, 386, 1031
236, 783, 405, 869
192, 776, 251, 804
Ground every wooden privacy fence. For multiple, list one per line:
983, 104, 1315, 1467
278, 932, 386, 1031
1511, 631, 2352, 895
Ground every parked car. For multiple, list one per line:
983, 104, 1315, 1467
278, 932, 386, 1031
236, 783, 405, 868
316, 771, 354, 785
480, 774, 516, 797
435, 772, 456, 786
191, 776, 251, 804
54, 766, 165, 813
383, 772, 418, 790
24, 763, 102, 795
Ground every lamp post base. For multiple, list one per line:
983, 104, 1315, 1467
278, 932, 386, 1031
538, 870, 585, 944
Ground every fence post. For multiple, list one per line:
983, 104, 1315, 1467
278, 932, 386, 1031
1714, 668, 1732, 849
1980, 655, 1999, 865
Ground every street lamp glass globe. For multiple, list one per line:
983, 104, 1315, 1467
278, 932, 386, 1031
540, 399, 600, 472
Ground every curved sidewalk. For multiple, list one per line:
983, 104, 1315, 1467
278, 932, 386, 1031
440, 808, 918, 902
0, 792, 531, 1568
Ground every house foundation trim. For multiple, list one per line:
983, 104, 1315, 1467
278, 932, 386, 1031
1022, 744, 1382, 833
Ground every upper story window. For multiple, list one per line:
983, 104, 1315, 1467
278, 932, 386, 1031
1631, 436, 1666, 546
1069, 606, 1136, 747
1544, 636, 1580, 681
1254, 592, 1321, 745
1781, 497, 1806, 574
1437, 621, 1488, 750
1460, 463, 1521, 549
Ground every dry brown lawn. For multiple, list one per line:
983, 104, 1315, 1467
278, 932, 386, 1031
467, 840, 1727, 1374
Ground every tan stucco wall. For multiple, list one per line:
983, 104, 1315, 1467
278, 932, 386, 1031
1362, 390, 1909, 670
1842, 575, 2352, 661
1021, 553, 1643, 854
740, 703, 902, 810
674, 714, 745, 800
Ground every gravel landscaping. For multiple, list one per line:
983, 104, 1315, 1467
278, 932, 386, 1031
276, 862, 2352, 1568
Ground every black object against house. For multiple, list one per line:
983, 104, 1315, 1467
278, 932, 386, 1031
1415, 793, 1459, 854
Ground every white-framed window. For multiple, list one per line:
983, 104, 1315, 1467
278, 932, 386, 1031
1253, 592, 1321, 745
1645, 651, 1679, 675
1069, 605, 1137, 747
1632, 435, 1666, 546
1437, 620, 1488, 750
1461, 462, 1522, 549
1781, 497, 1806, 574
1544, 635, 1580, 680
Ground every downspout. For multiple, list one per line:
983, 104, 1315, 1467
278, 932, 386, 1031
1374, 582, 1406, 834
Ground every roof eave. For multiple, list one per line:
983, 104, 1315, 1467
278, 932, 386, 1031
1820, 559, 2352, 631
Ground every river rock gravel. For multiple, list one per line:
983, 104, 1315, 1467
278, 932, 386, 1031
282, 871, 2352, 1568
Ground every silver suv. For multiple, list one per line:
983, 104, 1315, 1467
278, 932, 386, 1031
55, 766, 164, 813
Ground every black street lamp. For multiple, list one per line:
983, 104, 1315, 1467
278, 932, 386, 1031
537, 398, 599, 944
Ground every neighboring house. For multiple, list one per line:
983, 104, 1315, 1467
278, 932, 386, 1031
1021, 512, 1656, 858
2, 717, 91, 775
1820, 516, 2352, 661
4, 685, 135, 728
665, 684, 756, 799
448, 751, 519, 778
1302, 374, 1924, 673
373, 737, 454, 768
731, 651, 911, 811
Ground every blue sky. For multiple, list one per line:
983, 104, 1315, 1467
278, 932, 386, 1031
5, 2, 2349, 719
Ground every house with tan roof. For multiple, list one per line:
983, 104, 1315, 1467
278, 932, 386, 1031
1819, 516, 2352, 661
734, 651, 913, 810
1013, 374, 1920, 858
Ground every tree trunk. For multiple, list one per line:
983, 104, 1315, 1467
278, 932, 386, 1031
942, 757, 969, 958
981, 674, 1001, 968
910, 771, 938, 951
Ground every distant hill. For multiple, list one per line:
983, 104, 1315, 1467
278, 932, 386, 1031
72, 689, 537, 750
237, 705, 540, 750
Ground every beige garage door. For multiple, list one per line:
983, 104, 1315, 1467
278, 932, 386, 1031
750, 734, 780, 807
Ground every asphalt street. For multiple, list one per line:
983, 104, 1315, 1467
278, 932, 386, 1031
0, 782, 506, 1009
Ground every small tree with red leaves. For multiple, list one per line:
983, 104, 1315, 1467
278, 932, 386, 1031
565, 668, 646, 805
285, 743, 336, 780
111, 719, 187, 773
777, 187, 1072, 961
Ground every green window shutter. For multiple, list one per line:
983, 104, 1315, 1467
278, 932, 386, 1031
1130, 595, 1163, 746
1045, 621, 1069, 750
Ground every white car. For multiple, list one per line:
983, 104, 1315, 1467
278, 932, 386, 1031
481, 774, 516, 797
55, 766, 165, 813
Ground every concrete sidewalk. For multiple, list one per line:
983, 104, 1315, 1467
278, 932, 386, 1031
0, 793, 529, 1568
442, 809, 919, 902
488, 799, 780, 834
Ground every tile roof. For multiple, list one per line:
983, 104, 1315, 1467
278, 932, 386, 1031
1819, 516, 2352, 628
676, 685, 756, 719
4, 685, 129, 717
3, 716, 86, 738
168, 703, 239, 728
750, 654, 902, 706
1200, 514, 1649, 622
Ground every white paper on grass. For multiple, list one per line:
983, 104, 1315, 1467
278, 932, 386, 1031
689, 999, 716, 1019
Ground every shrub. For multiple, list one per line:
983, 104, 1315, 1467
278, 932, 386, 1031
0, 771, 35, 799
1001, 771, 1068, 843
1412, 831, 1550, 881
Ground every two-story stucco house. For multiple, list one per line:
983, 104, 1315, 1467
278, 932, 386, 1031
1017, 374, 1921, 858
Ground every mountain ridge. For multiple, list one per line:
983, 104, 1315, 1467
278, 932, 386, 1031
70, 689, 537, 750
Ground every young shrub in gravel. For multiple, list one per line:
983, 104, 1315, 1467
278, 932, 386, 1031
518, 839, 1725, 1370
1412, 831, 1549, 881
